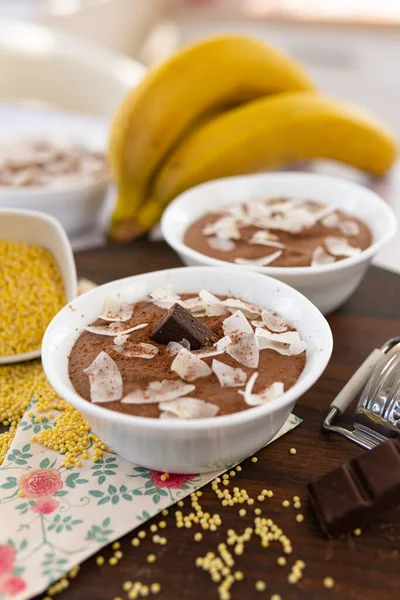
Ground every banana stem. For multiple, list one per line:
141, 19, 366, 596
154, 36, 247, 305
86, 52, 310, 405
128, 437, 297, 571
135, 198, 164, 233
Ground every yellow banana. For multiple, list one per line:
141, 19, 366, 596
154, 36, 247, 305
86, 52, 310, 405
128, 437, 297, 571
108, 35, 315, 240
134, 91, 397, 233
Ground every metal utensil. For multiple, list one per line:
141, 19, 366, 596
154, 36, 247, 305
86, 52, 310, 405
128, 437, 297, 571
323, 337, 400, 450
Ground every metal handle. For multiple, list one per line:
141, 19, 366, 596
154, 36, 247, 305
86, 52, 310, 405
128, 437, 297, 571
331, 348, 384, 414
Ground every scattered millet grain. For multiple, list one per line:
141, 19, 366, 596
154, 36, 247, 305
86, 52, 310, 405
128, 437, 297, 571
0, 361, 78, 466
323, 577, 335, 589
0, 241, 65, 356
255, 581, 267, 592
289, 448, 297, 455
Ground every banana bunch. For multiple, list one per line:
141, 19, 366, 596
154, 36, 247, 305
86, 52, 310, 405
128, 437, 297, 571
108, 35, 397, 241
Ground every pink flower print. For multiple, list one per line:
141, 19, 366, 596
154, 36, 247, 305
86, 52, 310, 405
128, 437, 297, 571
31, 496, 60, 515
0, 546, 26, 597
1, 576, 26, 596
18, 469, 62, 498
0, 545, 15, 576
150, 471, 197, 489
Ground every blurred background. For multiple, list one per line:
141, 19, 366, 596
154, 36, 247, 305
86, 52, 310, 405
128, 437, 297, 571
1, 0, 400, 133
1, 0, 399, 269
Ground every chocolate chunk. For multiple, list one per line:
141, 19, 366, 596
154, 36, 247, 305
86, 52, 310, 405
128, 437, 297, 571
308, 438, 400, 538
150, 303, 215, 350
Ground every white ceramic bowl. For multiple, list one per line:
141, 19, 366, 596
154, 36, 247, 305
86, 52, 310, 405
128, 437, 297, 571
42, 266, 332, 473
0, 208, 77, 364
0, 129, 110, 237
161, 172, 397, 315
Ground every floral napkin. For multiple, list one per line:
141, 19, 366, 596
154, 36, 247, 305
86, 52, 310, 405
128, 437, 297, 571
0, 399, 301, 600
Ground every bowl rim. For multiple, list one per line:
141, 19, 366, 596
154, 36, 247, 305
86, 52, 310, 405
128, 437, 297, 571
0, 173, 110, 197
42, 265, 333, 431
0, 207, 77, 364
161, 171, 398, 276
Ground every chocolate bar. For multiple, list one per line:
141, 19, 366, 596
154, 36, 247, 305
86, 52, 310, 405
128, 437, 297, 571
150, 303, 215, 350
308, 438, 400, 538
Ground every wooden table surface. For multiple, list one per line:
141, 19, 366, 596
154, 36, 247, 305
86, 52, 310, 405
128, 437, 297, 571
43, 242, 400, 600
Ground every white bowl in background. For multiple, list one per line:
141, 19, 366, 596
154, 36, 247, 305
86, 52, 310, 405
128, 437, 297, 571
0, 208, 77, 364
161, 172, 397, 315
0, 119, 110, 237
42, 266, 332, 473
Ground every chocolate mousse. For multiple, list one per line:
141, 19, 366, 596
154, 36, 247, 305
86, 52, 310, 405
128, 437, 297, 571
183, 197, 372, 268
68, 287, 307, 419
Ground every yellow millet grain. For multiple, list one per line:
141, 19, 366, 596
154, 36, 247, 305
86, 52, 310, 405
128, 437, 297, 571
323, 577, 335, 589
0, 241, 65, 357
255, 581, 267, 592
0, 361, 59, 464
0, 359, 108, 469
35, 400, 108, 468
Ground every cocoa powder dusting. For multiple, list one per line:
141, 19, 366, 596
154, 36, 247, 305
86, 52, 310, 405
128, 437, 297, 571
69, 296, 306, 418
183, 206, 371, 268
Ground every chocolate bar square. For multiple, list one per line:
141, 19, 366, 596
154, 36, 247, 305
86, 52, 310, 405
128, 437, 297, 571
308, 438, 400, 538
150, 303, 215, 350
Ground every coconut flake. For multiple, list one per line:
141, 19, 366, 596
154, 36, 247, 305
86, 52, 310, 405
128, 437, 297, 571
311, 246, 335, 267
223, 310, 253, 336
114, 342, 159, 359
83, 351, 123, 403
85, 322, 148, 337
212, 359, 247, 388
227, 332, 259, 368
255, 328, 307, 356
159, 411, 180, 420
150, 285, 181, 309
203, 216, 240, 240
166, 338, 191, 356
321, 212, 340, 228
179, 297, 205, 314
239, 372, 284, 406
221, 299, 262, 318
207, 236, 236, 252
159, 397, 219, 419
339, 220, 360, 237
250, 230, 285, 249
171, 348, 211, 381
121, 379, 195, 404
260, 309, 288, 333
113, 333, 129, 347
199, 290, 229, 317
196, 335, 232, 359
235, 250, 282, 267
324, 236, 361, 258
166, 341, 184, 356
98, 297, 133, 322
223, 311, 259, 368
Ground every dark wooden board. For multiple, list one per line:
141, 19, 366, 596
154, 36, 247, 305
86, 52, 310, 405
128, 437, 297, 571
38, 242, 400, 600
